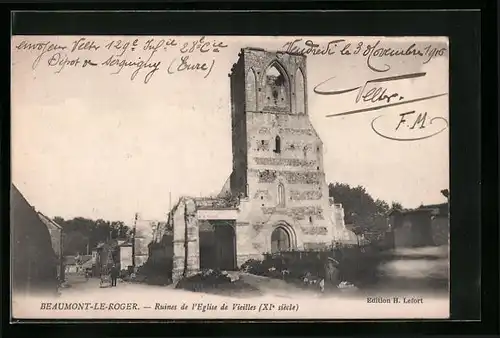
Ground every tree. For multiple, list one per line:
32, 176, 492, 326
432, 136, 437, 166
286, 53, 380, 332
54, 216, 131, 256
329, 183, 402, 237
390, 201, 403, 211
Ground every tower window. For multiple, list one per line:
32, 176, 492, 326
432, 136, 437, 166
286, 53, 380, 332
274, 135, 281, 153
277, 183, 285, 207
309, 216, 313, 223
264, 64, 289, 109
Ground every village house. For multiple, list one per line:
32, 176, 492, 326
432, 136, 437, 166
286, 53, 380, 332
95, 240, 120, 274
388, 202, 449, 248
95, 235, 151, 274
11, 184, 58, 296
133, 219, 156, 268
64, 254, 93, 274
152, 48, 357, 282
117, 240, 133, 272
37, 212, 64, 280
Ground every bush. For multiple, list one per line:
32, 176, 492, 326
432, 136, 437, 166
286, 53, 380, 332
175, 269, 260, 295
133, 256, 173, 286
240, 245, 387, 289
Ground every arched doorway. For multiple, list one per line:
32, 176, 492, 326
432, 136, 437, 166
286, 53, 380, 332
271, 226, 292, 253
199, 221, 237, 271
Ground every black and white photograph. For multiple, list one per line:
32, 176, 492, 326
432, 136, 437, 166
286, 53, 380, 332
11, 35, 450, 319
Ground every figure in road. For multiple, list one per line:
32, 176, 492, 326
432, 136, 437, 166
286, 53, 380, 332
324, 257, 341, 291
110, 264, 119, 287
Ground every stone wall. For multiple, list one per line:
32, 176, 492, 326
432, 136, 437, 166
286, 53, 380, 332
227, 48, 352, 265
391, 210, 436, 248
171, 201, 183, 282
230, 53, 248, 198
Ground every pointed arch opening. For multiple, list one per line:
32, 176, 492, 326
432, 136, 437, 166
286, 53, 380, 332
270, 222, 297, 254
245, 68, 257, 112
295, 68, 306, 114
263, 61, 290, 111
271, 227, 290, 253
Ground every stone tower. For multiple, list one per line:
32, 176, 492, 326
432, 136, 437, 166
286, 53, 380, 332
227, 47, 348, 259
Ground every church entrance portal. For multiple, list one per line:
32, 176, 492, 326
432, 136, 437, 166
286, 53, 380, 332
271, 226, 292, 253
199, 221, 236, 271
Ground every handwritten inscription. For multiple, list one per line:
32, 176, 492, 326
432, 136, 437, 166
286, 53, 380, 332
167, 56, 215, 78
316, 70, 448, 141
14, 36, 228, 84
282, 39, 345, 56
371, 111, 449, 141
281, 38, 447, 72
296, 38, 449, 141
316, 72, 440, 115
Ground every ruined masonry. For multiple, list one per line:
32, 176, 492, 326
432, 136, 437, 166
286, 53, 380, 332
162, 48, 357, 282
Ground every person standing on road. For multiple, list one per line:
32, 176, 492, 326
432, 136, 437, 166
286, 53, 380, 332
324, 257, 341, 291
110, 264, 119, 287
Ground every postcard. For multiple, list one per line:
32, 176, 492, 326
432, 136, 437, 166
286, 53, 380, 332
11, 35, 449, 320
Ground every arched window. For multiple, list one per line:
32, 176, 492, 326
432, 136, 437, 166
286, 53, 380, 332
274, 135, 281, 153
295, 68, 306, 114
277, 183, 285, 207
271, 227, 291, 253
245, 69, 257, 111
264, 63, 289, 110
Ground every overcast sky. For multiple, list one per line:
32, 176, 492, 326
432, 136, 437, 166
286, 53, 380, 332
12, 35, 449, 225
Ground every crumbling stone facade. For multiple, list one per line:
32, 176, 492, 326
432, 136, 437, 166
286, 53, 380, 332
168, 48, 356, 282
226, 48, 356, 265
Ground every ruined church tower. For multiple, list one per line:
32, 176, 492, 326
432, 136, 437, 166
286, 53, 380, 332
227, 48, 350, 264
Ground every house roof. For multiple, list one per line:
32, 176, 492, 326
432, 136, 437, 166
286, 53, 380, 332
419, 203, 449, 215
389, 202, 448, 217
80, 259, 94, 268
194, 197, 239, 210
117, 240, 132, 247
37, 212, 63, 230
64, 256, 77, 265
389, 208, 433, 216
64, 255, 92, 265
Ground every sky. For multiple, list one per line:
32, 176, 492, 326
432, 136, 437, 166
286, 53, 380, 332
11, 36, 449, 225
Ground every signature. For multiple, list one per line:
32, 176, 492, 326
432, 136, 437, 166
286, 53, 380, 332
315, 72, 448, 117
371, 111, 448, 141
316, 71, 448, 141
